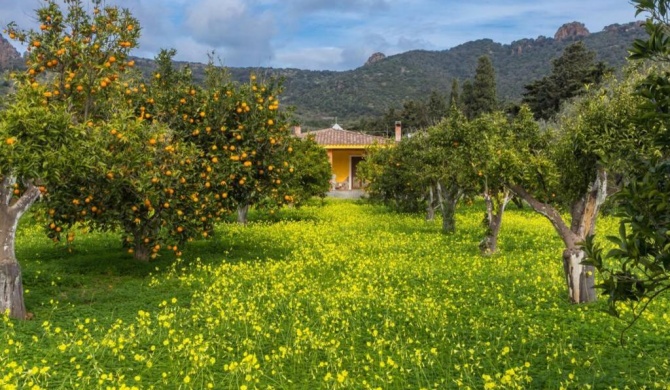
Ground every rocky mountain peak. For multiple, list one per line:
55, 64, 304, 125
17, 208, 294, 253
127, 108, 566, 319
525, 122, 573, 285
554, 22, 590, 41
365, 52, 386, 66
0, 34, 21, 71
603, 21, 645, 33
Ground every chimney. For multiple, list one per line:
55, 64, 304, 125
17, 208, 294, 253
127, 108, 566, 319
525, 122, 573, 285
394, 121, 402, 142
293, 125, 301, 136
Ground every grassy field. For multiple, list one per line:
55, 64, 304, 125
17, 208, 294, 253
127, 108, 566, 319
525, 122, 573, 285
2, 200, 670, 389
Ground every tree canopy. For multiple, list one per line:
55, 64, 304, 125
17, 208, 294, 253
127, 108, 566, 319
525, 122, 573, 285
0, 0, 329, 319
584, 0, 670, 325
469, 55, 498, 118
522, 42, 611, 120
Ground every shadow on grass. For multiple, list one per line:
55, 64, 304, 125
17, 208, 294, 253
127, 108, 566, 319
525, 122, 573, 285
14, 208, 315, 324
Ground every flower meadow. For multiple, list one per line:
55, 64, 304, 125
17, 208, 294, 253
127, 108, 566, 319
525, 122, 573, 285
2, 200, 670, 389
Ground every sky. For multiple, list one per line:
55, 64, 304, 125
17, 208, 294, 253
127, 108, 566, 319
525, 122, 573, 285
1, 0, 641, 71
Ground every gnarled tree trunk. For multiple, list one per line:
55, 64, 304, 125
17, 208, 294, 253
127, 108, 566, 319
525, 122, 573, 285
436, 180, 462, 234
479, 187, 512, 255
562, 245, 597, 303
0, 176, 41, 319
0, 259, 25, 318
509, 168, 607, 303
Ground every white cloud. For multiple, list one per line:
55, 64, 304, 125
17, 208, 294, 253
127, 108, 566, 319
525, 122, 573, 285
289, 0, 390, 13
182, 0, 277, 66
274, 46, 343, 70
0, 0, 642, 70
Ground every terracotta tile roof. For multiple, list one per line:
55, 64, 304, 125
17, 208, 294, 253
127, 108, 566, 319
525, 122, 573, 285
298, 126, 391, 147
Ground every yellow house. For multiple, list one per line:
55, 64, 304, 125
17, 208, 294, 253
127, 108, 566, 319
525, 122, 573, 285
295, 122, 401, 190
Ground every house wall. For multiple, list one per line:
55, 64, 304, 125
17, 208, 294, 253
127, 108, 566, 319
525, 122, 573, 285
330, 149, 364, 183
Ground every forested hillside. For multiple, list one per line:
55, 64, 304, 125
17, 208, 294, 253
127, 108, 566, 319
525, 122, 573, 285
0, 21, 645, 128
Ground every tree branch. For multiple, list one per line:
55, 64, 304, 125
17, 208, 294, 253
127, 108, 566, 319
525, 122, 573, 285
10, 183, 41, 219
499, 188, 512, 216
508, 183, 577, 247
0, 175, 16, 206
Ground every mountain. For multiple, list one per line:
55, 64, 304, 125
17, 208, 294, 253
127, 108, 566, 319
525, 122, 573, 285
0, 34, 21, 71
0, 21, 646, 128
274, 21, 645, 128
0, 33, 23, 95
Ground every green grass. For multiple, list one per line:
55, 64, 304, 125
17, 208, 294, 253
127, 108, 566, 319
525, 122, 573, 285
2, 200, 669, 389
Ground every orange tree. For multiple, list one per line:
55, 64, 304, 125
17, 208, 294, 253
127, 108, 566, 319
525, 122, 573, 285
43, 49, 212, 261
41, 107, 203, 261
0, 0, 140, 318
185, 67, 297, 224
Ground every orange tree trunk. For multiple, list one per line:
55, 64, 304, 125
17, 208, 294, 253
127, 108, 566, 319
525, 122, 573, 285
0, 178, 41, 319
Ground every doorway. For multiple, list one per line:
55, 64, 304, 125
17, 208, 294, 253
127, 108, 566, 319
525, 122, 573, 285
350, 156, 365, 189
